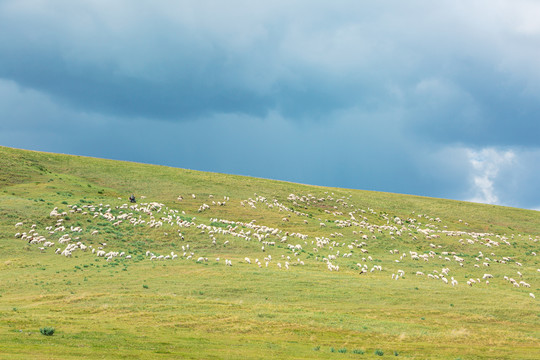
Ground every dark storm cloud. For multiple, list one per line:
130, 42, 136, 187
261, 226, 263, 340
1, 1, 538, 148
0, 45, 272, 119
405, 65, 540, 147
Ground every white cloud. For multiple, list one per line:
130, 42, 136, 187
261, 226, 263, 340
466, 148, 515, 205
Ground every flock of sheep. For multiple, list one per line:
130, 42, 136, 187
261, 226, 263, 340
14, 191, 538, 300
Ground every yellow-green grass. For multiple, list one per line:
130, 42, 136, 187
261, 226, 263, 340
0, 145, 538, 359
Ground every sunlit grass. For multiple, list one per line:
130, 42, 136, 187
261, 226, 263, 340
0, 145, 538, 359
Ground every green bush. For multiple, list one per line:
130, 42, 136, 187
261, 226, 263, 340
40, 327, 55, 336
375, 349, 384, 356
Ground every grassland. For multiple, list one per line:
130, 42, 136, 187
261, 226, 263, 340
0, 145, 538, 359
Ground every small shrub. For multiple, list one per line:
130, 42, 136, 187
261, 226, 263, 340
313, 346, 320, 351
375, 349, 384, 356
394, 350, 399, 356
330, 347, 336, 353
353, 349, 365, 354
338, 348, 347, 353
40, 327, 55, 336
142, 284, 149, 289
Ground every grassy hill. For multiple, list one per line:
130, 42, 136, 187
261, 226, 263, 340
0, 145, 538, 359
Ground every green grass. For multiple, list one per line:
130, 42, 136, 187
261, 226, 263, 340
0, 145, 538, 359
39, 326, 55, 336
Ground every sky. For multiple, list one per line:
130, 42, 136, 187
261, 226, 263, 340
1, 1, 540, 210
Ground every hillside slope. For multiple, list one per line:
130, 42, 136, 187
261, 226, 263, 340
0, 145, 538, 359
